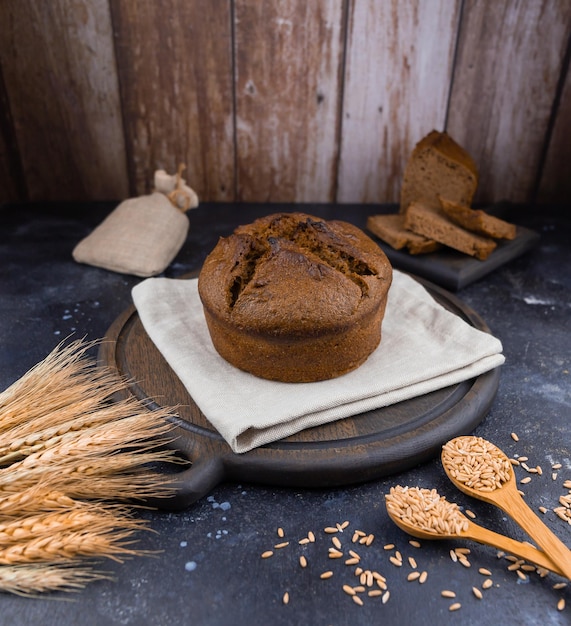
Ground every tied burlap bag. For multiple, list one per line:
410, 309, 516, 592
73, 167, 199, 277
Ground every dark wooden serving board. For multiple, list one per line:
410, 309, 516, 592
99, 274, 501, 510
375, 225, 540, 291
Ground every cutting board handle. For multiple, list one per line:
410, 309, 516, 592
150, 455, 226, 511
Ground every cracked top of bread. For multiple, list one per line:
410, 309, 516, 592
198, 212, 393, 382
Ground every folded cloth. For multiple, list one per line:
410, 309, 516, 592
132, 270, 504, 453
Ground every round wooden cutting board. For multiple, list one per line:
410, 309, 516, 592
99, 274, 500, 510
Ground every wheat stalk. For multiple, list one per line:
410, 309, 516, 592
0, 485, 80, 521
0, 526, 147, 565
0, 564, 112, 596
0, 339, 125, 432
0, 338, 187, 594
0, 507, 146, 546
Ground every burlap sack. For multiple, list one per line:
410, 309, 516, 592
72, 192, 189, 277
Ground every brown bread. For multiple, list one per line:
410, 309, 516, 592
400, 131, 478, 214
366, 214, 441, 254
404, 202, 496, 261
198, 213, 393, 382
439, 197, 517, 240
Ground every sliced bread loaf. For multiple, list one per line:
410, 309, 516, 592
366, 214, 441, 255
400, 131, 478, 214
404, 202, 496, 260
439, 197, 517, 240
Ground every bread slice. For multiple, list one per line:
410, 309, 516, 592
400, 130, 478, 214
404, 202, 496, 260
439, 197, 517, 240
366, 214, 441, 255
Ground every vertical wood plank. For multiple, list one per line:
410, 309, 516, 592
337, 0, 461, 203
234, 0, 345, 202
0, 0, 128, 202
537, 61, 571, 203
447, 0, 571, 204
0, 66, 26, 204
110, 0, 235, 201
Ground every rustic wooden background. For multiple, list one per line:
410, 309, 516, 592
0, 0, 569, 207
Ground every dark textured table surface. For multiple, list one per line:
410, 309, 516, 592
0, 201, 569, 625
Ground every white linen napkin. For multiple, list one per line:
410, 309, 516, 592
132, 271, 504, 453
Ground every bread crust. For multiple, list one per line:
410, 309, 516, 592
198, 213, 393, 382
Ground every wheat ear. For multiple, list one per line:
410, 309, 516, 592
0, 564, 112, 596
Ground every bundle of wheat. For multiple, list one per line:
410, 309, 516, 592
0, 339, 182, 596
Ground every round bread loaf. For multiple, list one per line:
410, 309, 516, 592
198, 212, 393, 382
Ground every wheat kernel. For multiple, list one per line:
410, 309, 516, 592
261, 551, 273, 559
352, 595, 364, 606
343, 584, 356, 596
320, 571, 333, 579
472, 586, 483, 599
282, 592, 289, 605
482, 579, 493, 589
277, 527, 284, 538
478, 568, 492, 576
389, 556, 402, 567
299, 555, 307, 568
368, 589, 383, 597
511, 432, 519, 441
274, 542, 289, 549
553, 582, 567, 590
299, 537, 310, 545
308, 531, 316, 542
407, 571, 420, 581
409, 540, 421, 548
419, 571, 428, 584
520, 477, 532, 484
557, 598, 565, 611
382, 590, 390, 604
441, 590, 456, 598
383, 543, 395, 550
345, 558, 359, 566
324, 526, 338, 534
408, 556, 417, 569
332, 536, 342, 550
449, 602, 462, 611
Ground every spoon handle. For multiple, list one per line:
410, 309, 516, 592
500, 486, 571, 579
467, 521, 566, 577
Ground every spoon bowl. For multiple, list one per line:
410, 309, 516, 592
441, 436, 571, 580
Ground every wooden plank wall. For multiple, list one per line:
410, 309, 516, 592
0, 0, 569, 206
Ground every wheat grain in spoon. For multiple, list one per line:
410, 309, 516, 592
385, 485, 565, 577
441, 436, 571, 580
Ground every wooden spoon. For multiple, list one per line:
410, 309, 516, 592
441, 436, 571, 580
385, 501, 566, 577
